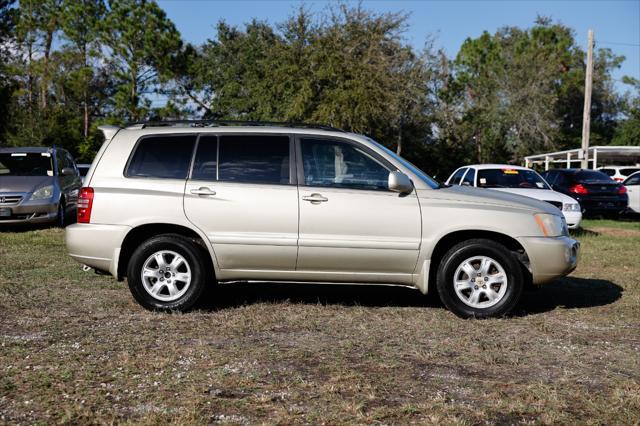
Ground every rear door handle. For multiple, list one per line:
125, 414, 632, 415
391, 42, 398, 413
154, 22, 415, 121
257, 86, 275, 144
302, 193, 328, 203
190, 187, 216, 196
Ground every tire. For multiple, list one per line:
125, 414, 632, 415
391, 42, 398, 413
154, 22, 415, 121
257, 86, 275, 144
56, 201, 66, 228
436, 239, 523, 319
127, 234, 209, 312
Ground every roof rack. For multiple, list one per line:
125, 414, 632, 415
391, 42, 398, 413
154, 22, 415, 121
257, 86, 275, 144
124, 119, 345, 132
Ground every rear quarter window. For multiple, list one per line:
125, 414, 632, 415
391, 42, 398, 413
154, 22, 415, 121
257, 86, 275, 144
621, 168, 640, 176
126, 135, 197, 179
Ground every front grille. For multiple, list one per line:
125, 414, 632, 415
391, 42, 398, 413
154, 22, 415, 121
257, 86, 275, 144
0, 195, 23, 205
544, 200, 563, 210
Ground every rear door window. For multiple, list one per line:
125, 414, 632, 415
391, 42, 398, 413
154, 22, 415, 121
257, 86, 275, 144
127, 135, 197, 179
218, 135, 290, 184
191, 135, 218, 181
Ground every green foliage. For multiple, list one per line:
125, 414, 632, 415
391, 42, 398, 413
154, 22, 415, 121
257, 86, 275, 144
612, 77, 640, 146
452, 17, 624, 164
101, 0, 182, 121
0, 2, 632, 175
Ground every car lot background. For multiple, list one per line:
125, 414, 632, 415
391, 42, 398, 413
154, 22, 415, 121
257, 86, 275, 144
1, 219, 638, 424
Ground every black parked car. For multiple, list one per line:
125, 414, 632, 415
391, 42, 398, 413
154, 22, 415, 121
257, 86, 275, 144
541, 169, 628, 216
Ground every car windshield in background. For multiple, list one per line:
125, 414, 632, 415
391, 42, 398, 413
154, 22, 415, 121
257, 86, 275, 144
477, 168, 550, 189
0, 153, 53, 176
574, 170, 612, 182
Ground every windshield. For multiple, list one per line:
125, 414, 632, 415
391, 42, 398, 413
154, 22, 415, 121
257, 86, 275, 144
364, 137, 440, 189
477, 168, 550, 189
0, 153, 54, 176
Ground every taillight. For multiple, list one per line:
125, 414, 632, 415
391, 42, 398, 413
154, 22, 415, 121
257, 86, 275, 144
618, 185, 627, 195
614, 177, 624, 182
77, 187, 94, 223
570, 184, 589, 195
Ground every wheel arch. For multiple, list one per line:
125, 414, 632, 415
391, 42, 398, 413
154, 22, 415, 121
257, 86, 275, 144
424, 230, 532, 294
117, 223, 217, 281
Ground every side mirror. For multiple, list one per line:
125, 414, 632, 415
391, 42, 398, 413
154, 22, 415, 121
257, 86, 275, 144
61, 167, 75, 176
388, 171, 413, 194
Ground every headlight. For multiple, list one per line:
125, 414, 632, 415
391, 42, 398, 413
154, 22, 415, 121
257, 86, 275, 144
534, 213, 567, 237
30, 185, 54, 200
563, 203, 581, 212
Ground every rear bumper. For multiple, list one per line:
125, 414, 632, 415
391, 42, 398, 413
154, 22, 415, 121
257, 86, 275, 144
65, 223, 131, 276
518, 236, 580, 285
574, 196, 628, 214
0, 200, 58, 225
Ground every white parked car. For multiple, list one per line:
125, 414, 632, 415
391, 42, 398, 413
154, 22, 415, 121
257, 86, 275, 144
597, 166, 640, 183
446, 164, 582, 229
623, 171, 640, 213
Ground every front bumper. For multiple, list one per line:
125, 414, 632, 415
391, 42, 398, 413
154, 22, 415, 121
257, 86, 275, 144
517, 235, 580, 285
0, 199, 58, 224
65, 223, 131, 276
562, 210, 582, 229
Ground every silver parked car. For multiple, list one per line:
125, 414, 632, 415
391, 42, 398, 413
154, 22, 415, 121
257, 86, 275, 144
66, 122, 580, 318
0, 146, 82, 226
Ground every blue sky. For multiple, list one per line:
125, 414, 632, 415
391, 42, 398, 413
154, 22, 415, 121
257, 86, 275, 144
157, 0, 640, 94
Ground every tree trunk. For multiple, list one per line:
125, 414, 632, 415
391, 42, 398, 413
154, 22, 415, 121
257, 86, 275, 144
41, 22, 55, 111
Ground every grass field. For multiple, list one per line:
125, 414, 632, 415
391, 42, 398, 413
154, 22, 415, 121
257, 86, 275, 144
1, 220, 639, 424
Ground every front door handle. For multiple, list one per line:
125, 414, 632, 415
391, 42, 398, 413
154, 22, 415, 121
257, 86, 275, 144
302, 193, 328, 203
190, 187, 216, 196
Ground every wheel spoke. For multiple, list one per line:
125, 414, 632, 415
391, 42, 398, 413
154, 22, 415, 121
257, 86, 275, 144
479, 258, 492, 275
169, 255, 185, 270
488, 273, 505, 285
468, 290, 481, 305
154, 253, 166, 268
166, 282, 178, 296
175, 273, 190, 283
461, 262, 477, 279
455, 280, 473, 290
149, 281, 164, 296
485, 288, 500, 301
142, 268, 157, 279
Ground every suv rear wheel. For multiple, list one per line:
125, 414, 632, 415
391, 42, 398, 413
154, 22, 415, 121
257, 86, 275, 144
127, 234, 209, 311
436, 239, 523, 319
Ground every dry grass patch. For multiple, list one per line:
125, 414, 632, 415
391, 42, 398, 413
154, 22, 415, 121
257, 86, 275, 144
1, 221, 639, 424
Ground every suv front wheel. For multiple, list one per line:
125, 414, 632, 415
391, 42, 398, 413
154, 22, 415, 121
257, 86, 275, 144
436, 239, 524, 319
127, 234, 209, 311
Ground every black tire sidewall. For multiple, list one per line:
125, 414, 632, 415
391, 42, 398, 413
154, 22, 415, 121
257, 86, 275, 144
437, 240, 523, 319
127, 235, 207, 311
57, 202, 65, 228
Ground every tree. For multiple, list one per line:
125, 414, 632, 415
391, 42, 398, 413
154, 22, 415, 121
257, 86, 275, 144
453, 18, 624, 164
0, 0, 17, 140
101, 0, 182, 121
60, 0, 106, 139
612, 77, 640, 146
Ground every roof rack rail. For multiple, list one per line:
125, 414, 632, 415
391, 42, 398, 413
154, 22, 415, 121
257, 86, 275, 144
124, 119, 345, 132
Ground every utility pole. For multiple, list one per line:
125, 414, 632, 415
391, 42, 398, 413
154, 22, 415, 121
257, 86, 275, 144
581, 29, 594, 169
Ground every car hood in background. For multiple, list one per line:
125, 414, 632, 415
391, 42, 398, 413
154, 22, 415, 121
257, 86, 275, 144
417, 185, 559, 215
489, 188, 576, 205
0, 176, 54, 193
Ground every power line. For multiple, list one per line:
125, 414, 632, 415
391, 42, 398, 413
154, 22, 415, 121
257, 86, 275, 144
596, 40, 640, 47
